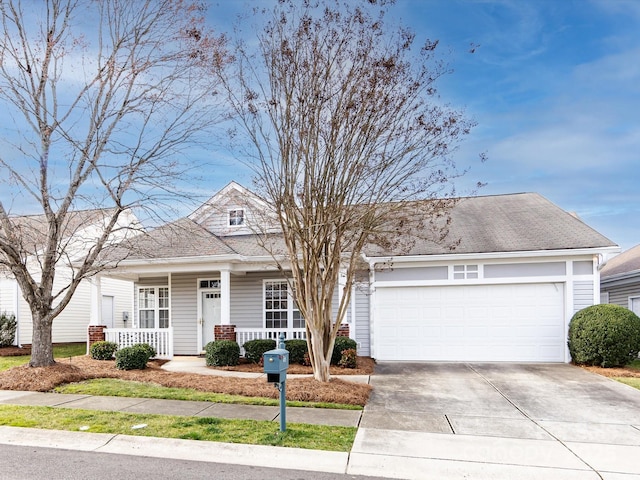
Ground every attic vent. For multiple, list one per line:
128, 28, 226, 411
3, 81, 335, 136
229, 209, 245, 226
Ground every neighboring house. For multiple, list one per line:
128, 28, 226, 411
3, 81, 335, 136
0, 209, 137, 345
600, 243, 640, 315
100, 181, 618, 363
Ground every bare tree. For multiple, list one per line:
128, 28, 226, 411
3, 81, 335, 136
222, 0, 479, 381
0, 0, 227, 367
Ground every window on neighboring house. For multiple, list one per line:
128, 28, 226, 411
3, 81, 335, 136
138, 286, 169, 328
264, 280, 304, 329
228, 209, 245, 226
453, 264, 479, 280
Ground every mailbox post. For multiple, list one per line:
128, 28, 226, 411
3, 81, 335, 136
263, 333, 289, 432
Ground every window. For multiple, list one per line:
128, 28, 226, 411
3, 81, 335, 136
200, 279, 220, 289
453, 264, 478, 280
264, 281, 303, 329
630, 296, 640, 316
138, 286, 169, 328
228, 209, 245, 226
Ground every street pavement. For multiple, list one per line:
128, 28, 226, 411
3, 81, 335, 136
0, 358, 639, 479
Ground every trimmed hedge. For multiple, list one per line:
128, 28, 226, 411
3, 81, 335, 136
331, 336, 358, 365
0, 312, 16, 347
205, 340, 240, 367
284, 339, 308, 364
243, 339, 276, 364
115, 343, 155, 370
90, 340, 118, 360
568, 304, 640, 367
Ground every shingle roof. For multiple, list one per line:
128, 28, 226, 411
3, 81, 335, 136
119, 192, 616, 264
371, 192, 616, 257
118, 217, 237, 259
601, 243, 640, 279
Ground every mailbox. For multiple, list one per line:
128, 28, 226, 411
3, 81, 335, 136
263, 347, 289, 384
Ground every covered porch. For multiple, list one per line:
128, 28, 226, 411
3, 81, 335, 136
87, 264, 351, 359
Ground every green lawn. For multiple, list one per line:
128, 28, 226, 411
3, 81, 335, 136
0, 404, 356, 451
0, 343, 86, 371
55, 378, 362, 410
615, 377, 640, 390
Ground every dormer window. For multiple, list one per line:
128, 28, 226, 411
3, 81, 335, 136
228, 209, 245, 226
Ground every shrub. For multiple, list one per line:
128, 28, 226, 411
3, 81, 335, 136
243, 339, 276, 364
115, 344, 154, 370
90, 341, 118, 360
568, 304, 640, 367
136, 343, 157, 359
284, 339, 308, 364
331, 336, 357, 365
0, 312, 17, 347
205, 340, 240, 367
302, 351, 311, 366
338, 348, 357, 369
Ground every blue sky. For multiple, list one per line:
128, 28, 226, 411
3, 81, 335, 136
207, 0, 639, 251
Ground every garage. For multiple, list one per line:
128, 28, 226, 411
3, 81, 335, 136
373, 283, 566, 362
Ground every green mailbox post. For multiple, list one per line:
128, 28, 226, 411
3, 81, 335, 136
263, 333, 289, 432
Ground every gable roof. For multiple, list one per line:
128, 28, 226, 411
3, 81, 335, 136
601, 243, 640, 280
116, 186, 616, 266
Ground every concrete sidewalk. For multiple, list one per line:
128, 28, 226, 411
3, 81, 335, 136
0, 422, 635, 479
0, 389, 362, 427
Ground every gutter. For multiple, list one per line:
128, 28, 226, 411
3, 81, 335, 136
363, 246, 621, 265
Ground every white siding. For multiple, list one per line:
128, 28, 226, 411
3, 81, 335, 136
0, 277, 15, 316
354, 283, 371, 356
573, 280, 594, 313
602, 281, 640, 309
102, 277, 134, 329
5, 272, 133, 345
171, 273, 200, 355
230, 273, 267, 328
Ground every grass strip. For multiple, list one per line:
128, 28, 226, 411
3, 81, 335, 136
0, 404, 356, 451
615, 377, 640, 390
55, 378, 362, 410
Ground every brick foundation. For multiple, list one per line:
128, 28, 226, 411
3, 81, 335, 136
337, 323, 350, 337
87, 325, 106, 347
214, 324, 237, 342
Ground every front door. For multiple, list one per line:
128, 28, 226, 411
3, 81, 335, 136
202, 291, 221, 349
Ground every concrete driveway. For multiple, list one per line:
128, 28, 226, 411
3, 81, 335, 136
349, 363, 640, 479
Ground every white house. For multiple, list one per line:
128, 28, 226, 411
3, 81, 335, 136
0, 209, 138, 345
100, 182, 618, 362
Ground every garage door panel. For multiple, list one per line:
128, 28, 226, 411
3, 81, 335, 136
374, 283, 565, 362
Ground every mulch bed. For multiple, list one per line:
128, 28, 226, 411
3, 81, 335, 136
0, 346, 31, 357
582, 364, 640, 379
215, 356, 375, 376
0, 356, 371, 406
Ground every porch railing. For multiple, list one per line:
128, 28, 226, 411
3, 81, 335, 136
235, 328, 306, 355
104, 327, 174, 359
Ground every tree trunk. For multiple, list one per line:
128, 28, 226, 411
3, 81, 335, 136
29, 313, 55, 367
309, 331, 330, 382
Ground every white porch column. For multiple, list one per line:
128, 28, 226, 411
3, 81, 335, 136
89, 275, 103, 326
220, 269, 231, 325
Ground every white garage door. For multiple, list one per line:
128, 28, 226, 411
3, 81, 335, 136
374, 283, 565, 362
